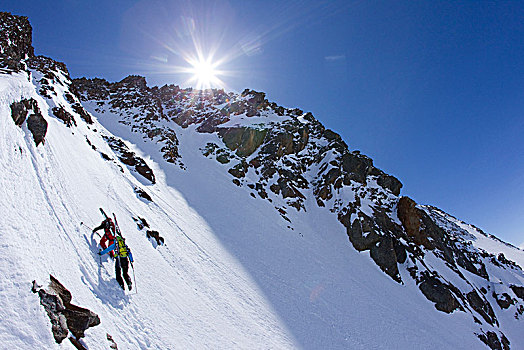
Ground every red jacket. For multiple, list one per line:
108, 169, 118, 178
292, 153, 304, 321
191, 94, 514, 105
93, 218, 116, 256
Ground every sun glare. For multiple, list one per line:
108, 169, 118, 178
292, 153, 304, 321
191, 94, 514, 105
187, 57, 222, 90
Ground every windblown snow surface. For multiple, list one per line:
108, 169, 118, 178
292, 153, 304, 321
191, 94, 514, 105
1, 70, 523, 350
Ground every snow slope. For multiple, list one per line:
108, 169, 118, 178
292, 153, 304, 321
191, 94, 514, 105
2, 66, 523, 350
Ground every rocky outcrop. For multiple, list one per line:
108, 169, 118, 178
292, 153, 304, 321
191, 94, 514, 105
27, 111, 48, 146
418, 274, 461, 313
10, 98, 35, 126
73, 77, 183, 167
10, 98, 47, 146
52, 106, 76, 127
134, 186, 152, 202
218, 127, 267, 157
397, 197, 431, 248
146, 230, 165, 246
103, 136, 156, 184
32, 275, 100, 344
510, 285, 524, 301
0, 12, 34, 71
492, 292, 515, 310
467, 290, 498, 326
478, 331, 510, 350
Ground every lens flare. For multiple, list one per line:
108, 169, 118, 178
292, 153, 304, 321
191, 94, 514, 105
186, 57, 222, 90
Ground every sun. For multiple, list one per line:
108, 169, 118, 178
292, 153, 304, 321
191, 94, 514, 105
187, 57, 222, 90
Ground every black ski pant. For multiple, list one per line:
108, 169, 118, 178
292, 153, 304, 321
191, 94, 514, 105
115, 257, 132, 289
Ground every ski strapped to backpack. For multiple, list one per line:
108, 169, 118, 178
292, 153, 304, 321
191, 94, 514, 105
113, 213, 123, 237
99, 207, 109, 220
113, 212, 137, 292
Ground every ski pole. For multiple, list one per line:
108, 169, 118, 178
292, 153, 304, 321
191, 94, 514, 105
81, 222, 102, 238
80, 222, 92, 231
131, 262, 137, 294
82, 222, 102, 239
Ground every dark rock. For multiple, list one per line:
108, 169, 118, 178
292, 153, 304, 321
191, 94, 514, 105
478, 331, 509, 350
323, 129, 341, 141
133, 216, 150, 230
501, 334, 511, 350
135, 163, 155, 183
419, 274, 461, 313
107, 333, 118, 349
325, 168, 342, 185
71, 103, 93, 124
118, 75, 147, 90
52, 106, 76, 127
492, 292, 514, 309
341, 153, 373, 184
393, 238, 407, 264
377, 173, 402, 196
466, 290, 497, 326
38, 289, 69, 343
497, 253, 521, 270
27, 55, 68, 76
33, 275, 100, 343
10, 99, 36, 126
62, 304, 100, 339
510, 285, 524, 300
345, 213, 382, 251
71, 77, 110, 101
27, 112, 48, 146
216, 153, 230, 164
218, 127, 267, 157
134, 186, 152, 202
146, 230, 165, 245
104, 136, 156, 183
0, 12, 34, 61
228, 162, 248, 178
397, 197, 432, 248
370, 235, 401, 282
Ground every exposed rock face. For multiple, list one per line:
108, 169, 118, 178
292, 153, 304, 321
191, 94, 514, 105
73, 77, 183, 167
52, 106, 77, 127
146, 230, 165, 246
218, 127, 268, 157
492, 292, 515, 310
510, 285, 524, 301
467, 290, 498, 326
10, 98, 47, 146
397, 197, 431, 248
134, 186, 152, 202
0, 12, 34, 71
32, 275, 100, 343
103, 136, 156, 183
27, 111, 48, 146
10, 99, 35, 126
478, 331, 510, 350
419, 274, 461, 313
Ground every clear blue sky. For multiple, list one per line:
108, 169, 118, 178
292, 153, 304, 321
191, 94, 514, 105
5, 1, 523, 247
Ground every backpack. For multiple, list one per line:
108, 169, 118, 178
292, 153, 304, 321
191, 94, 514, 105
115, 236, 129, 258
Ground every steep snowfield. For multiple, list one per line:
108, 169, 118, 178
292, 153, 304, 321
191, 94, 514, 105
1, 70, 522, 350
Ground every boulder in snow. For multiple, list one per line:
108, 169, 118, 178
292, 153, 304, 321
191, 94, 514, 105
32, 275, 100, 344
